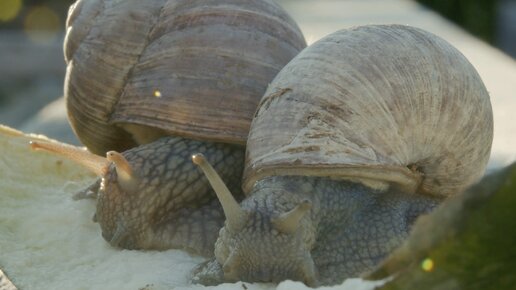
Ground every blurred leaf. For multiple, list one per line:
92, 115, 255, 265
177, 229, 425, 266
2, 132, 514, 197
416, 0, 496, 43
367, 162, 516, 290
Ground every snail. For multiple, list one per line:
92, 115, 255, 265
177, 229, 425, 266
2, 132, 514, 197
190, 25, 493, 286
31, 0, 306, 255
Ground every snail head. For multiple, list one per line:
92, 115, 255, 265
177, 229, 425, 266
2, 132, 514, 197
192, 154, 318, 286
30, 140, 154, 249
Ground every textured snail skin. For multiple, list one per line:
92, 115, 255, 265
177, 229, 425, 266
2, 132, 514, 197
193, 176, 440, 286
94, 137, 244, 256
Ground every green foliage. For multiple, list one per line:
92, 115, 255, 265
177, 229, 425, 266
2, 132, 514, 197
370, 163, 516, 290
416, 0, 497, 43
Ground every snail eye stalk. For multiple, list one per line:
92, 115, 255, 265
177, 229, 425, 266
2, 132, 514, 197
271, 200, 312, 234
192, 153, 247, 231
106, 151, 138, 192
30, 141, 110, 176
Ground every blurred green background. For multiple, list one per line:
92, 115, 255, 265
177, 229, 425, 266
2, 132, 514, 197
0, 0, 69, 33
416, 0, 515, 58
416, 0, 497, 43
1, 0, 514, 56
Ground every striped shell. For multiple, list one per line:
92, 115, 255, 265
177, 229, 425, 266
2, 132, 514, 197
244, 25, 493, 197
64, 0, 306, 155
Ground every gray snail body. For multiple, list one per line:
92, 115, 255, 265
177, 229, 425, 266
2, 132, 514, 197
192, 175, 441, 285
95, 137, 245, 255
31, 0, 306, 252
190, 25, 494, 286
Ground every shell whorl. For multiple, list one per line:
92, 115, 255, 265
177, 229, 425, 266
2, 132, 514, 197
244, 25, 493, 197
64, 0, 306, 155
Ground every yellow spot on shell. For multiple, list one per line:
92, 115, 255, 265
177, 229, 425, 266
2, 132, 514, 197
421, 258, 434, 272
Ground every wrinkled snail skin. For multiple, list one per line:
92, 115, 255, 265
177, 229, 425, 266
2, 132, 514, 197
193, 176, 441, 286
94, 137, 245, 256
192, 25, 493, 286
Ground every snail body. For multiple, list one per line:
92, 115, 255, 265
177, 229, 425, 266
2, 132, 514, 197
95, 137, 245, 254
192, 25, 493, 286
193, 174, 440, 285
33, 0, 305, 253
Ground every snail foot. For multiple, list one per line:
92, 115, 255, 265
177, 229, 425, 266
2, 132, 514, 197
191, 258, 225, 286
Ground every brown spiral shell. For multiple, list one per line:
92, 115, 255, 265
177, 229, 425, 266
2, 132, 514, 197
64, 0, 306, 155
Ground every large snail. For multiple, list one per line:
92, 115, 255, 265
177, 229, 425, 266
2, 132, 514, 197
191, 25, 493, 286
31, 0, 306, 255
